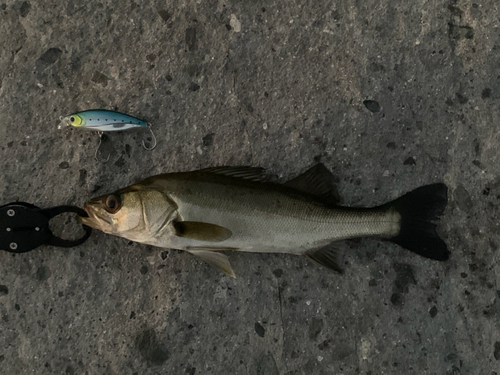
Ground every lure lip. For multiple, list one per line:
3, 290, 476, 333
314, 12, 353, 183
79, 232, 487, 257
58, 115, 71, 129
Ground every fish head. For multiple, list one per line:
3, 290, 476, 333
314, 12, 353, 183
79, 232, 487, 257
58, 114, 85, 129
79, 185, 176, 241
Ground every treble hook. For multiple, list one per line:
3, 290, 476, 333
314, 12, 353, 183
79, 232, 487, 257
95, 132, 110, 162
142, 123, 157, 150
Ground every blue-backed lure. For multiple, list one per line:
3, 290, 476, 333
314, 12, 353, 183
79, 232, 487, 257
59, 109, 157, 159
59, 109, 148, 132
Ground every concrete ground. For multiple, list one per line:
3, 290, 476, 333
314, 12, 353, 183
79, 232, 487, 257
1, 0, 499, 373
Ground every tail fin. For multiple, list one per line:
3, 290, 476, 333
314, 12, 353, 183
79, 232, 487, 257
382, 183, 449, 261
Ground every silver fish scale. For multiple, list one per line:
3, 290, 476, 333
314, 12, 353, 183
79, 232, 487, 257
148, 174, 401, 255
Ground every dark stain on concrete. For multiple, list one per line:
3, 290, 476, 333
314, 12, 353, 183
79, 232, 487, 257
454, 185, 473, 212
19, 1, 31, 17
39, 48, 62, 64
158, 9, 171, 22
135, 329, 170, 367
125, 144, 131, 158
78, 169, 87, 185
404, 157, 416, 166
114, 157, 125, 168
482, 88, 491, 99
429, 305, 438, 318
185, 64, 200, 77
91, 71, 109, 87
189, 82, 200, 92
386, 142, 397, 149
363, 100, 381, 113
391, 263, 416, 306
448, 23, 474, 40
202, 133, 214, 147
308, 317, 323, 340
0, 285, 8, 296
456, 93, 468, 104
186, 28, 197, 51
447, 4, 463, 17
254, 352, 279, 375
36, 266, 51, 282
255, 322, 265, 337
318, 339, 330, 350
272, 269, 283, 278
494, 342, 500, 360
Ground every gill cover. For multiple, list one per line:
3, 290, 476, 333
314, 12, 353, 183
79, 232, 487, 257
80, 187, 176, 239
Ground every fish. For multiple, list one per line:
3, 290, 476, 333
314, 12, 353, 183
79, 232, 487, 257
59, 109, 148, 131
79, 164, 449, 277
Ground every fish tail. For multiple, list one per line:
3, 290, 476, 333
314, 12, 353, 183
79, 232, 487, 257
382, 183, 449, 261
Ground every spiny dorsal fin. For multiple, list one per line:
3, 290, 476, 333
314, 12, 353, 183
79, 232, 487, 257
283, 163, 340, 206
187, 250, 236, 277
304, 243, 344, 274
199, 166, 268, 182
174, 221, 232, 242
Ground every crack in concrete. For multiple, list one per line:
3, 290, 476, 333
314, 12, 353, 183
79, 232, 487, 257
276, 279, 289, 374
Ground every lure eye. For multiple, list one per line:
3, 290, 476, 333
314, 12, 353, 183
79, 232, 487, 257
104, 194, 122, 214
68, 115, 82, 127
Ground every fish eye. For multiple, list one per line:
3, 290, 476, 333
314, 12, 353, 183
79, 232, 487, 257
70, 117, 75, 122
104, 194, 122, 214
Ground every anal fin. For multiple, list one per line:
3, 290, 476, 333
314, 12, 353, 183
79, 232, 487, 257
187, 249, 236, 278
304, 244, 344, 274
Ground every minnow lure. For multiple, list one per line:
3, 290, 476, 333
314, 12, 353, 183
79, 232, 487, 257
59, 109, 157, 158
59, 109, 148, 132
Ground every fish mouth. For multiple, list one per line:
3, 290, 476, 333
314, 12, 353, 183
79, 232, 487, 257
77, 215, 95, 228
78, 203, 113, 230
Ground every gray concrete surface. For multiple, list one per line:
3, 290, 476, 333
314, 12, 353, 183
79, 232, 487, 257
0, 0, 499, 373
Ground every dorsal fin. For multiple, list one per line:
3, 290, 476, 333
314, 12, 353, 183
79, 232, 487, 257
199, 166, 268, 182
283, 164, 340, 206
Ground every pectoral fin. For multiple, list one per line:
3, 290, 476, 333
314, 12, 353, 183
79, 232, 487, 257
174, 221, 232, 242
304, 244, 344, 274
187, 250, 236, 278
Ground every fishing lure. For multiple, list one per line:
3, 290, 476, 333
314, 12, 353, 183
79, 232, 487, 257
59, 109, 157, 158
